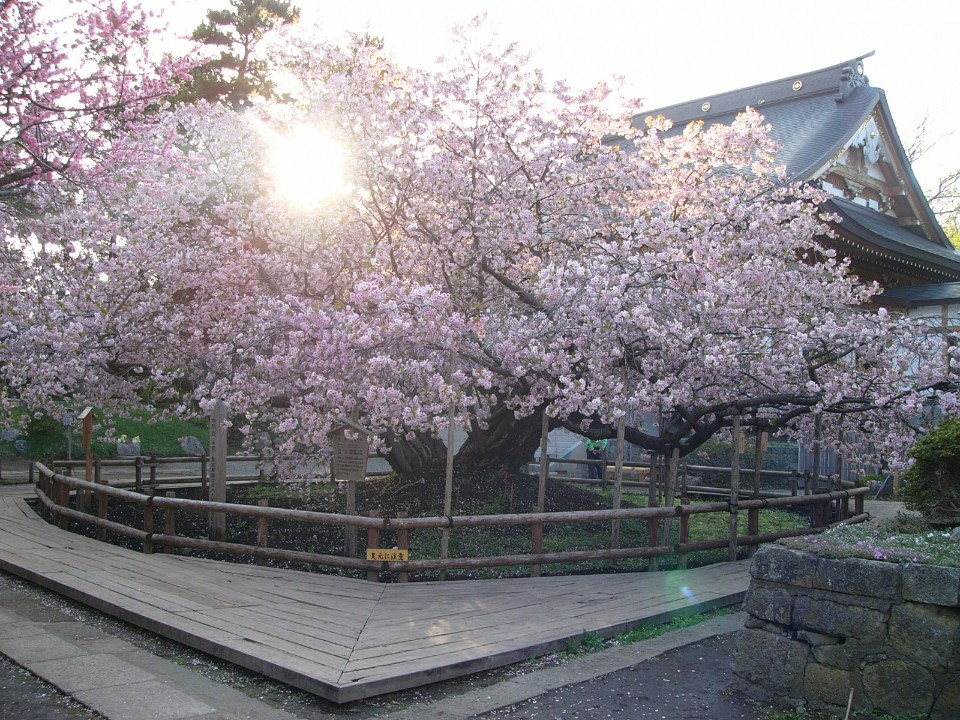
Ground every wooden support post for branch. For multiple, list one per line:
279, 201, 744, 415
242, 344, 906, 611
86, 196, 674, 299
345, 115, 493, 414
80, 408, 94, 508
662, 447, 679, 548
163, 492, 177, 553
143, 489, 154, 554
397, 511, 409, 583
678, 498, 691, 570
256, 499, 269, 566
209, 401, 228, 542
729, 414, 741, 562
367, 510, 381, 583
647, 453, 661, 571
440, 360, 456, 582
532, 412, 549, 578
811, 413, 822, 498
748, 431, 766, 558
611, 407, 626, 551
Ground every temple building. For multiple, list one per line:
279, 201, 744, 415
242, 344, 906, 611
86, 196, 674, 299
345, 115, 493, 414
634, 53, 960, 309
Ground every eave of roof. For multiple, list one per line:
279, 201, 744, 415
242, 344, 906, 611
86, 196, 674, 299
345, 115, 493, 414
874, 281, 960, 307
826, 198, 960, 276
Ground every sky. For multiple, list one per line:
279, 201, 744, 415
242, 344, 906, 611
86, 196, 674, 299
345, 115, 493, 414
67, 0, 960, 193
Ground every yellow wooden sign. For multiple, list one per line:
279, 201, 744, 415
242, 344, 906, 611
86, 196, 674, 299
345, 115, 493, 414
366, 549, 409, 562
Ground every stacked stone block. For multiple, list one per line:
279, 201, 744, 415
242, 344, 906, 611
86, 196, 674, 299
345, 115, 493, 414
732, 544, 960, 718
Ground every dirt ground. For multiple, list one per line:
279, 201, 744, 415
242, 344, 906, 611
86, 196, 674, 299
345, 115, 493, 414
479, 633, 832, 720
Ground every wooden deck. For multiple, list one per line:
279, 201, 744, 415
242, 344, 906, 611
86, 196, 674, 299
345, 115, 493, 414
0, 486, 750, 703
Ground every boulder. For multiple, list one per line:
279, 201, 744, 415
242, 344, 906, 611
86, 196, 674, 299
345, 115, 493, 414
179, 436, 206, 456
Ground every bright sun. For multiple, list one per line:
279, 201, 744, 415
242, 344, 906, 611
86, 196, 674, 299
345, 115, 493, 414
259, 122, 349, 207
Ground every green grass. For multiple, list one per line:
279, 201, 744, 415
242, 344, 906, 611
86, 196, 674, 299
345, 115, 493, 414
0, 410, 210, 459
399, 486, 806, 580
613, 607, 736, 646
533, 607, 737, 664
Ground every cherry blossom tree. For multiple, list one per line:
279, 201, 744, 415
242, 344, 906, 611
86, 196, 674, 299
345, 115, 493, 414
0, 0, 192, 420
218, 27, 952, 474
0, 13, 950, 476
0, 0, 188, 204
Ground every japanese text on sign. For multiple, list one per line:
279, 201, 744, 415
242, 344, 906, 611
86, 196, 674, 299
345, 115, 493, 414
366, 549, 409, 562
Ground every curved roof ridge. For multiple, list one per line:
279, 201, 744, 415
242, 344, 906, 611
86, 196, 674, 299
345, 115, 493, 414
632, 52, 876, 130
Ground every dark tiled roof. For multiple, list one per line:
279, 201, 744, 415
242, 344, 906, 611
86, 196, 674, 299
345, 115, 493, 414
628, 54, 953, 264
633, 56, 879, 184
827, 198, 960, 272
875, 282, 960, 306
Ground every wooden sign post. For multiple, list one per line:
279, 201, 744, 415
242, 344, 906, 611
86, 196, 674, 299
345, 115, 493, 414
78, 407, 95, 507
209, 400, 228, 542
330, 419, 372, 557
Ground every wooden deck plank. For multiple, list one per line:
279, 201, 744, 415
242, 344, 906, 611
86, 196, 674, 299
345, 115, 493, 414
0, 493, 750, 703
347, 592, 717, 664
223, 604, 364, 647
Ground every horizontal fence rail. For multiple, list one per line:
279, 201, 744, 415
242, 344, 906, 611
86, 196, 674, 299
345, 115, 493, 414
32, 462, 870, 582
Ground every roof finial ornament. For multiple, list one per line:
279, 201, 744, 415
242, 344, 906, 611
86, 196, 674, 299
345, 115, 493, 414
835, 60, 869, 103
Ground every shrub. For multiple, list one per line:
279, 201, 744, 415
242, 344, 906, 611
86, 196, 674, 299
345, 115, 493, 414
902, 417, 960, 520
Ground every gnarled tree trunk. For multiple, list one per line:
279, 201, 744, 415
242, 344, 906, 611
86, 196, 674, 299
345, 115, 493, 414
454, 406, 548, 474
382, 430, 448, 474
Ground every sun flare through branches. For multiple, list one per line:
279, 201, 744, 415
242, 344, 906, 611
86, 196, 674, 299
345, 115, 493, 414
255, 120, 349, 208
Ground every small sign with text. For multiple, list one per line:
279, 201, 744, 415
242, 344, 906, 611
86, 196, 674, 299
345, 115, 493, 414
366, 549, 409, 562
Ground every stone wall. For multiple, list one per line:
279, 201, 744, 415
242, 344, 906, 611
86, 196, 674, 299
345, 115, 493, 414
732, 544, 960, 719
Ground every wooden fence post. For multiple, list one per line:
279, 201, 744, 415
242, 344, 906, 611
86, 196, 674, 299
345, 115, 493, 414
57, 475, 69, 530
532, 412, 549, 578
143, 489, 154, 554
748, 431, 766, 557
678, 498, 691, 570
134, 456, 143, 491
149, 455, 158, 488
96, 460, 107, 542
256, 499, 269, 566
611, 407, 626, 551
397, 511, 409, 583
209, 401, 228, 542
662, 447, 679, 551
367, 511, 381, 582
648, 452, 661, 572
163, 491, 177, 553
728, 414, 741, 562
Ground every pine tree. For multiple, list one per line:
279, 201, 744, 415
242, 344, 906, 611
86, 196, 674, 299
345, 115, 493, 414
178, 0, 300, 109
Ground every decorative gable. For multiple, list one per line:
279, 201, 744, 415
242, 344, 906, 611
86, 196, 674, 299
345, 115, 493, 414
823, 115, 918, 229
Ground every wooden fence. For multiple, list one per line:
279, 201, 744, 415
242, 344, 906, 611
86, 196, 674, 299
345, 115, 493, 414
32, 461, 869, 582
45, 455, 266, 492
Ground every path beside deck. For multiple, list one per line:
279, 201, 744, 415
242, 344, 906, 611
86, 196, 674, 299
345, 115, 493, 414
0, 484, 749, 704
